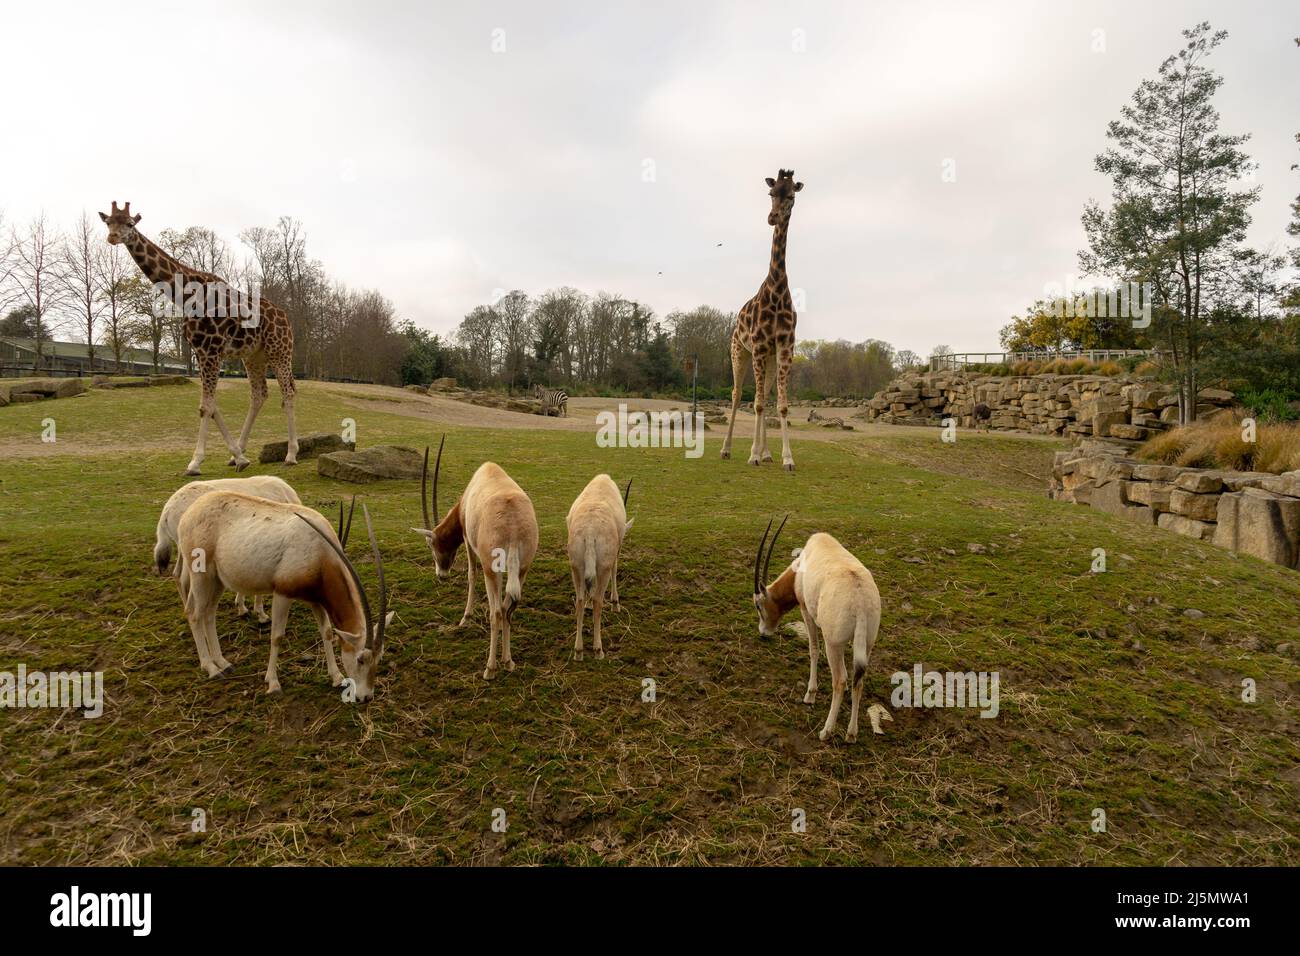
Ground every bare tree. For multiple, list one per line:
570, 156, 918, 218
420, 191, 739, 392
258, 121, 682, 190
60, 211, 105, 372
96, 242, 137, 371
7, 213, 66, 371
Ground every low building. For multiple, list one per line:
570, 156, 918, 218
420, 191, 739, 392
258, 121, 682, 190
0, 337, 189, 377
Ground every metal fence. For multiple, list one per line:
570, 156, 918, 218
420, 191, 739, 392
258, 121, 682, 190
928, 349, 1158, 372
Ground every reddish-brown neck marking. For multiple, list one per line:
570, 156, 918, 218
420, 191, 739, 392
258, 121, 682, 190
766, 564, 799, 617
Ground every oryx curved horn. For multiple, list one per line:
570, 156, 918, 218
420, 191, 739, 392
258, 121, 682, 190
337, 495, 356, 547
763, 514, 788, 587
361, 503, 387, 657
422, 434, 445, 529
754, 517, 774, 594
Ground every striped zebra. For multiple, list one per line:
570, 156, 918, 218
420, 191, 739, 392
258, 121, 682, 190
535, 384, 568, 417
807, 408, 847, 428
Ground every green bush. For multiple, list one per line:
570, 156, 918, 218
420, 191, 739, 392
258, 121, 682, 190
1237, 387, 1300, 423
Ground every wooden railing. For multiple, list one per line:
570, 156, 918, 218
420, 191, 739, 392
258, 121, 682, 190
928, 349, 1158, 372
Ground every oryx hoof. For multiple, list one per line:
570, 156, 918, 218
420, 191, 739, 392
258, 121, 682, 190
233, 457, 251, 472
747, 457, 761, 466
267, 686, 282, 697
219, 663, 235, 677
505, 659, 516, 672
234, 604, 248, 618
185, 467, 202, 477
482, 666, 497, 680
595, 649, 605, 660
818, 728, 832, 742
284, 457, 298, 467
845, 728, 858, 743
783, 461, 795, 472
720, 450, 731, 460
573, 649, 584, 661
760, 453, 773, 463
256, 613, 270, 625
803, 691, 817, 704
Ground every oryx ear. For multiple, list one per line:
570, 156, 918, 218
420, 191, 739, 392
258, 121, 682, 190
334, 629, 359, 653
383, 610, 395, 628
624, 518, 634, 533
791, 547, 803, 558
410, 527, 435, 540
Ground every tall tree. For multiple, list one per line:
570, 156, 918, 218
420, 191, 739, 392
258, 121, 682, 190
1081, 22, 1258, 423
7, 213, 65, 370
60, 211, 105, 371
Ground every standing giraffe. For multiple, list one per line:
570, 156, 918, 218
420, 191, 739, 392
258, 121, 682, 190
719, 169, 804, 471
100, 202, 298, 475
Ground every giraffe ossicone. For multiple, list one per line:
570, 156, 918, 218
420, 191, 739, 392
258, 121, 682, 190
100, 202, 299, 475
719, 168, 804, 472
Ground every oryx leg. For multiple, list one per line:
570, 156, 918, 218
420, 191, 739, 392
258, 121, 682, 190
592, 566, 612, 660
312, 605, 343, 686
818, 637, 847, 742
572, 565, 587, 661
265, 593, 290, 695
800, 605, 820, 704
482, 572, 501, 681
458, 548, 478, 627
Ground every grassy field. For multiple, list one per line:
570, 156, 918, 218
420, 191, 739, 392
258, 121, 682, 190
1, 380, 1297, 865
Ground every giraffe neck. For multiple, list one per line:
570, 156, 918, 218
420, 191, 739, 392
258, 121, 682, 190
122, 229, 195, 287
767, 215, 791, 288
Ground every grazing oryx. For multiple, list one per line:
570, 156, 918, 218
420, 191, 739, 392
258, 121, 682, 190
154, 475, 303, 622
535, 384, 568, 417
752, 517, 882, 742
176, 492, 391, 699
412, 436, 539, 680
565, 475, 633, 660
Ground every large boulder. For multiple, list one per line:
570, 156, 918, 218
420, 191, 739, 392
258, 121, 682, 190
1090, 480, 1156, 525
260, 432, 354, 464
318, 445, 424, 483
1213, 489, 1300, 568
8, 377, 87, 399
429, 377, 458, 391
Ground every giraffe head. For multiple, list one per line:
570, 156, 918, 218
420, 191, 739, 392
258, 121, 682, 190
765, 169, 804, 226
98, 201, 142, 245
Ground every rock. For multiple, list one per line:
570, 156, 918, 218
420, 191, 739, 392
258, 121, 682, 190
318, 445, 425, 483
1091, 480, 1156, 525
8, 377, 88, 399
1197, 387, 1234, 403
1127, 481, 1174, 512
1092, 409, 1129, 438
1258, 472, 1300, 498
966, 543, 987, 554
0, 383, 8, 407
149, 375, 189, 386
1183, 608, 1206, 619
1213, 489, 1300, 568
1132, 464, 1182, 482
1157, 512, 1215, 541
1174, 472, 1224, 494
1109, 424, 1153, 441
9, 392, 42, 403
429, 377, 458, 391
1169, 489, 1221, 521
260, 432, 354, 464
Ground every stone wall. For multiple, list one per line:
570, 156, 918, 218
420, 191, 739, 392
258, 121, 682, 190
862, 371, 1235, 439
1050, 439, 1300, 570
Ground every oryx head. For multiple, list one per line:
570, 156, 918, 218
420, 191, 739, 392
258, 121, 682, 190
411, 434, 459, 578
752, 514, 789, 638
298, 502, 391, 701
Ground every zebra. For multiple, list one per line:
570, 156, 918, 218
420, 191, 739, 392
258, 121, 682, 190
535, 384, 568, 417
807, 408, 848, 429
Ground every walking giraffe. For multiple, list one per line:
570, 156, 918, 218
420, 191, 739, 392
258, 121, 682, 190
100, 202, 298, 475
719, 169, 804, 471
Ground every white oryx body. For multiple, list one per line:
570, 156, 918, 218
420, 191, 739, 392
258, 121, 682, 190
414, 438, 539, 680
154, 475, 302, 622
176, 491, 391, 699
565, 474, 633, 660
753, 521, 882, 742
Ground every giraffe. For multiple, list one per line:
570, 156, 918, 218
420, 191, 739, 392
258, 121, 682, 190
719, 168, 804, 471
100, 202, 298, 475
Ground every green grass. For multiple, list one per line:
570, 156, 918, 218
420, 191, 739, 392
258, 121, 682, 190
1, 381, 1297, 865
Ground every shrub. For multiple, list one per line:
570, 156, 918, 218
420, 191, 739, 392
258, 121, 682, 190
1096, 361, 1123, 376
1137, 415, 1300, 474
1236, 387, 1300, 423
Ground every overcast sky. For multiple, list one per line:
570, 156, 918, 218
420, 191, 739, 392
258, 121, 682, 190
2, 0, 1295, 357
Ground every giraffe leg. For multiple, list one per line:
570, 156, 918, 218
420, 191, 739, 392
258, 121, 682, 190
719, 332, 747, 460
777, 344, 794, 472
748, 352, 768, 466
760, 363, 776, 462
272, 358, 299, 466
229, 356, 267, 471
186, 355, 221, 476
